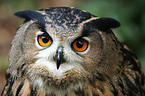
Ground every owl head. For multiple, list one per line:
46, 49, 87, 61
8, 7, 121, 87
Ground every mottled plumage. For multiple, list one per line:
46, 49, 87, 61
1, 7, 145, 96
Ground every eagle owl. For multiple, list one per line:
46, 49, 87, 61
1, 7, 145, 96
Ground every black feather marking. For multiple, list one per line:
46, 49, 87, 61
16, 81, 24, 96
1, 76, 14, 96
74, 88, 85, 95
116, 77, 126, 95
30, 85, 38, 96
97, 85, 105, 93
105, 75, 118, 96
92, 91, 99, 96
123, 73, 138, 93
14, 10, 46, 32
4, 73, 15, 95
21, 65, 28, 76
6, 72, 11, 80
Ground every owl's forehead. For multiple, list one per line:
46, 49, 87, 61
38, 7, 95, 38
40, 7, 94, 27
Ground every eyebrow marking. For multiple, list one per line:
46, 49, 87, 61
81, 17, 100, 25
78, 17, 100, 37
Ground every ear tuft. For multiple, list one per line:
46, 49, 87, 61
14, 10, 46, 31
94, 17, 120, 31
14, 10, 44, 22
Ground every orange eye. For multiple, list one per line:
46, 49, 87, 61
38, 35, 52, 47
72, 38, 88, 52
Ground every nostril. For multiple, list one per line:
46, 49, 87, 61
53, 56, 55, 61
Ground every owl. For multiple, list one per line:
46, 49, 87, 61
1, 7, 145, 96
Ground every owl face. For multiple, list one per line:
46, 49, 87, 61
20, 21, 101, 78
34, 27, 90, 76
9, 7, 120, 81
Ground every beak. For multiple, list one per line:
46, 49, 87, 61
55, 47, 63, 69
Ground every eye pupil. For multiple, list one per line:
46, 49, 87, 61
42, 36, 49, 43
76, 41, 84, 48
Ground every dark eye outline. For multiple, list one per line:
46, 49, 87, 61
37, 33, 53, 47
71, 38, 89, 52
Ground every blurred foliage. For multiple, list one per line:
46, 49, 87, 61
0, 0, 144, 72
0, 56, 9, 70
0, 0, 38, 11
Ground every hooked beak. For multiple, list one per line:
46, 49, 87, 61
55, 47, 64, 69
